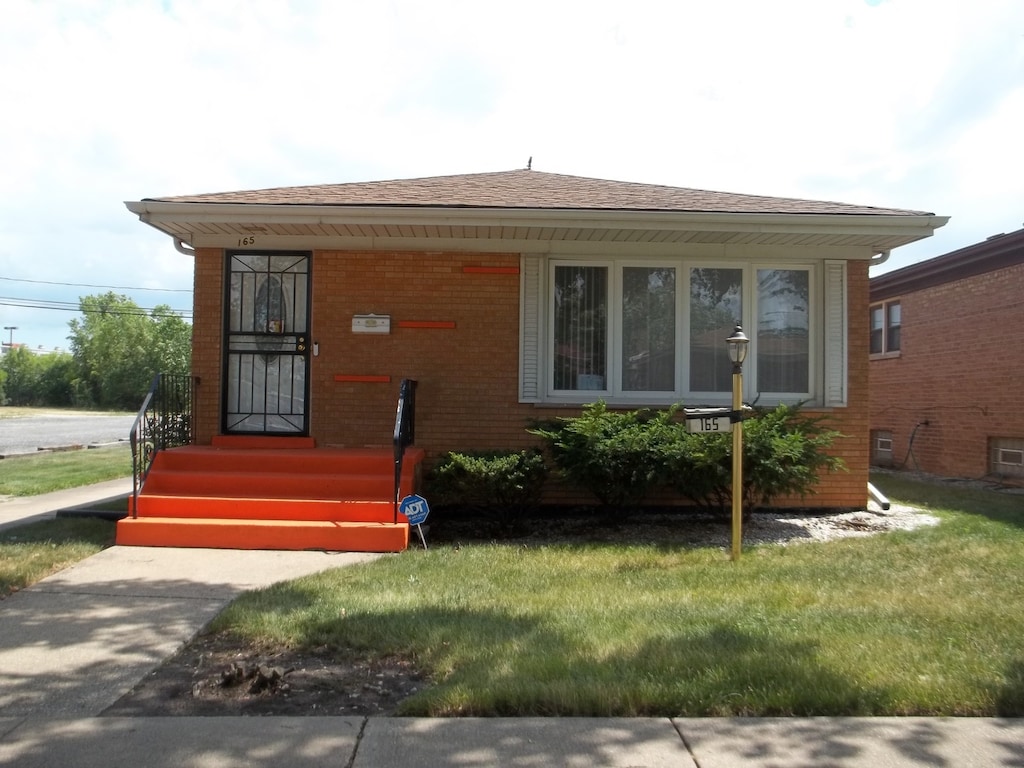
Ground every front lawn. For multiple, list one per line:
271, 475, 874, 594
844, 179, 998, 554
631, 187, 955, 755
0, 518, 116, 598
0, 443, 131, 496
210, 474, 1024, 716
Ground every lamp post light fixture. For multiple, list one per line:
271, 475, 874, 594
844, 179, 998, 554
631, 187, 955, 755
726, 325, 749, 561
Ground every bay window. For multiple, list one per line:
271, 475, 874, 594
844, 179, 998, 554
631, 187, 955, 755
553, 264, 608, 391
533, 257, 826, 404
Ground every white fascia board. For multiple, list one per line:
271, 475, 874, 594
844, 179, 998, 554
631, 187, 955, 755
126, 200, 947, 235
125, 201, 948, 252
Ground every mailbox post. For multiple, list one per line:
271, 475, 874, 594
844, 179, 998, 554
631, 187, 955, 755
726, 325, 749, 561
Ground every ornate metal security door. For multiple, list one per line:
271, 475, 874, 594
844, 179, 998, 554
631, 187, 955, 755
223, 251, 311, 435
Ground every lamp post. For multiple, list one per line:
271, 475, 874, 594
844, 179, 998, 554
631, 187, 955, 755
3, 326, 16, 349
726, 325, 749, 561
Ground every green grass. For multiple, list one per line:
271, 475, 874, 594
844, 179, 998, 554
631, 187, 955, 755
0, 444, 131, 496
0, 407, 131, 419
0, 517, 116, 597
211, 474, 1024, 717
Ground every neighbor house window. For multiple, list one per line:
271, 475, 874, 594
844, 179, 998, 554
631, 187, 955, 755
870, 300, 901, 354
990, 437, 1024, 479
872, 430, 894, 465
544, 259, 815, 402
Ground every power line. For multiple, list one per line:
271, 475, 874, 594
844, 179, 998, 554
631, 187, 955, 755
0, 276, 192, 292
0, 297, 192, 319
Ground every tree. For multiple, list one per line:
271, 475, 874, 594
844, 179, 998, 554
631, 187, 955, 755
0, 346, 45, 406
67, 292, 192, 410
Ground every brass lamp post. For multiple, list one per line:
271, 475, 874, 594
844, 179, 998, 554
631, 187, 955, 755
726, 325, 749, 561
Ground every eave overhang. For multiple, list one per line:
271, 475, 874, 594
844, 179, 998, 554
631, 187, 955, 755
125, 200, 948, 258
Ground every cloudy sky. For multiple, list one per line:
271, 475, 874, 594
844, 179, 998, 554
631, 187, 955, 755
1, 0, 1021, 352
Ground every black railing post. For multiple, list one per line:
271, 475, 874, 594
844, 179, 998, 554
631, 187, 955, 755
130, 373, 195, 516
392, 378, 418, 523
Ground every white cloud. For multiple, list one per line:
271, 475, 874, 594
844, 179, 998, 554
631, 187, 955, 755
1, 0, 1022, 350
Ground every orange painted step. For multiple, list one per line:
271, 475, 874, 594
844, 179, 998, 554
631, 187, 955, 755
133, 496, 401, 522
141, 470, 401, 501
116, 516, 409, 552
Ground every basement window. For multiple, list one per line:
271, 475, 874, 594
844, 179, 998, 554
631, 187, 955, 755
991, 437, 1024, 479
871, 430, 894, 466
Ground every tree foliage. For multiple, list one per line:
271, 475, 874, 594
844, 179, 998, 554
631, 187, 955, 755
1, 292, 191, 410
67, 292, 191, 410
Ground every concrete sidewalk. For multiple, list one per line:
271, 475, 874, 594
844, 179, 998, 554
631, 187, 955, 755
2, 716, 1022, 767
0, 477, 133, 531
1, 484, 1022, 767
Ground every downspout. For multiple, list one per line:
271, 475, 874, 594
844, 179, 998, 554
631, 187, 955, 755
870, 249, 891, 267
173, 237, 196, 256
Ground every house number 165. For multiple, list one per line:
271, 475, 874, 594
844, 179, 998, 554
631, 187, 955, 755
237, 236, 257, 247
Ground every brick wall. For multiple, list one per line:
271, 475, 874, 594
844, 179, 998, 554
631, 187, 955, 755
192, 247, 223, 444
870, 261, 1024, 479
190, 249, 871, 509
309, 250, 535, 454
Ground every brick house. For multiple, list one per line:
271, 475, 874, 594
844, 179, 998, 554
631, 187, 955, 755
119, 170, 946, 550
869, 227, 1024, 483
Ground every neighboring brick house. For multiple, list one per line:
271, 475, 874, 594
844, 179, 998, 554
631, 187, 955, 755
869, 227, 1024, 484
119, 170, 946, 550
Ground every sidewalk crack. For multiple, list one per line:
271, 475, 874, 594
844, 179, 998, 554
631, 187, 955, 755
344, 716, 369, 768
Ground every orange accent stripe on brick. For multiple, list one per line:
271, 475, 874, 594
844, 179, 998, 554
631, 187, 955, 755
462, 266, 520, 275
333, 374, 392, 383
397, 321, 456, 329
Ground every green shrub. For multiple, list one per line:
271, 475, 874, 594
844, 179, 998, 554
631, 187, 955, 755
661, 403, 846, 516
658, 425, 732, 515
531, 401, 845, 518
741, 403, 846, 509
426, 449, 549, 527
529, 402, 675, 510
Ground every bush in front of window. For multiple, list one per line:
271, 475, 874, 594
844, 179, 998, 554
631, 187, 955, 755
658, 424, 732, 515
533, 401, 846, 519
425, 449, 549, 529
740, 404, 846, 512
663, 403, 847, 518
528, 402, 675, 511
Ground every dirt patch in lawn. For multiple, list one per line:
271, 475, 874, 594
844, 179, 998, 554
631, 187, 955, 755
103, 632, 426, 717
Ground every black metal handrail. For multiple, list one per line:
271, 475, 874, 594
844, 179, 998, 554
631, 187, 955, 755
392, 378, 418, 522
131, 373, 194, 516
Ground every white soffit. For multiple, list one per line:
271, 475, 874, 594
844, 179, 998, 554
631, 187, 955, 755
125, 201, 949, 257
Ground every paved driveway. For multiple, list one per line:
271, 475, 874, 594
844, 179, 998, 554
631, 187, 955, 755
0, 412, 135, 456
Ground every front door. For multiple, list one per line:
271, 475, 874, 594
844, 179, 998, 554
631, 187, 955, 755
223, 251, 311, 435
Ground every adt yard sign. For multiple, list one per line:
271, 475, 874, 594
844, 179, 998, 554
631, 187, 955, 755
400, 494, 430, 525
400, 494, 430, 549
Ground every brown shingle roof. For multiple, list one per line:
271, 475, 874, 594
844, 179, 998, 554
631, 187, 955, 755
148, 170, 932, 217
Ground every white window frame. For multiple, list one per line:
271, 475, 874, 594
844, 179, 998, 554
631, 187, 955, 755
872, 429, 894, 465
870, 299, 901, 356
991, 438, 1024, 478
523, 255, 829, 407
